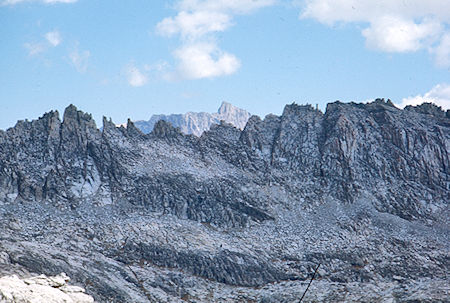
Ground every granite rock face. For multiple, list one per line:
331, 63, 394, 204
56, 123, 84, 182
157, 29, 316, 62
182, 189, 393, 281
133, 101, 251, 136
0, 99, 448, 302
0, 273, 94, 303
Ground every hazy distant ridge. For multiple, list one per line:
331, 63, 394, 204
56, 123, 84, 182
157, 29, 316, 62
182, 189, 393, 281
133, 102, 251, 136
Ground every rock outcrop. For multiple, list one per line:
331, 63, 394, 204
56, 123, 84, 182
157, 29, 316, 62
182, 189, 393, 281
0, 273, 94, 303
0, 99, 448, 302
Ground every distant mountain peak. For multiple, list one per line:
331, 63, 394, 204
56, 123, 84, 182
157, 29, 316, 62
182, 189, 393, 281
133, 102, 251, 136
217, 101, 235, 114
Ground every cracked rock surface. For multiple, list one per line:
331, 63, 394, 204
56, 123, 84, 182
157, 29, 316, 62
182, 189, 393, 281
0, 99, 448, 302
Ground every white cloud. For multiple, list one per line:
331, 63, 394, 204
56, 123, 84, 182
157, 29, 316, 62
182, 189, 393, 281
300, 0, 450, 67
300, 0, 450, 25
174, 42, 241, 79
157, 11, 232, 40
397, 83, 450, 110
69, 47, 90, 73
45, 30, 61, 47
434, 33, 450, 67
125, 64, 148, 87
24, 42, 45, 56
177, 0, 276, 14
24, 30, 61, 56
3, 0, 76, 5
362, 16, 441, 53
157, 0, 274, 79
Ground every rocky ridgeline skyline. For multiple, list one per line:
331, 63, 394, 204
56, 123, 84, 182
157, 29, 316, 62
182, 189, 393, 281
0, 99, 448, 302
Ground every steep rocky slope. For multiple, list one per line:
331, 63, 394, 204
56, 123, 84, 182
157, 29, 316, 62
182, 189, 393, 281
133, 101, 251, 136
0, 99, 448, 302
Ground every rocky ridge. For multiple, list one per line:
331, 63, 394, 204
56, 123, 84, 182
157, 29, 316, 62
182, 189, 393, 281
133, 101, 251, 136
0, 99, 448, 302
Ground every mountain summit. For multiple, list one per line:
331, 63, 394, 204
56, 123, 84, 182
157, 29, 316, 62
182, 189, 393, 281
133, 101, 251, 136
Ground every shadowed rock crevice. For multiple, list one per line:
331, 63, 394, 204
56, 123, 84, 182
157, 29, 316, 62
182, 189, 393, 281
113, 242, 289, 287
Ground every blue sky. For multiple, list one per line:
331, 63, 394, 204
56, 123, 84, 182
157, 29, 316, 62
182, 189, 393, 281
1, 0, 449, 130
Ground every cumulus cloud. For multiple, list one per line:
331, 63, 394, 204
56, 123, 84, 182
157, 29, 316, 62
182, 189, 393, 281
3, 0, 76, 4
156, 0, 274, 79
125, 64, 148, 87
397, 83, 450, 110
157, 10, 232, 41
300, 0, 450, 67
69, 47, 90, 73
362, 16, 441, 53
174, 42, 241, 79
45, 30, 61, 46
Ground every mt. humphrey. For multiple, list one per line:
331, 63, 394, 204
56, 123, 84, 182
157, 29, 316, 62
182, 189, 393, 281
0, 100, 448, 302
133, 101, 251, 136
